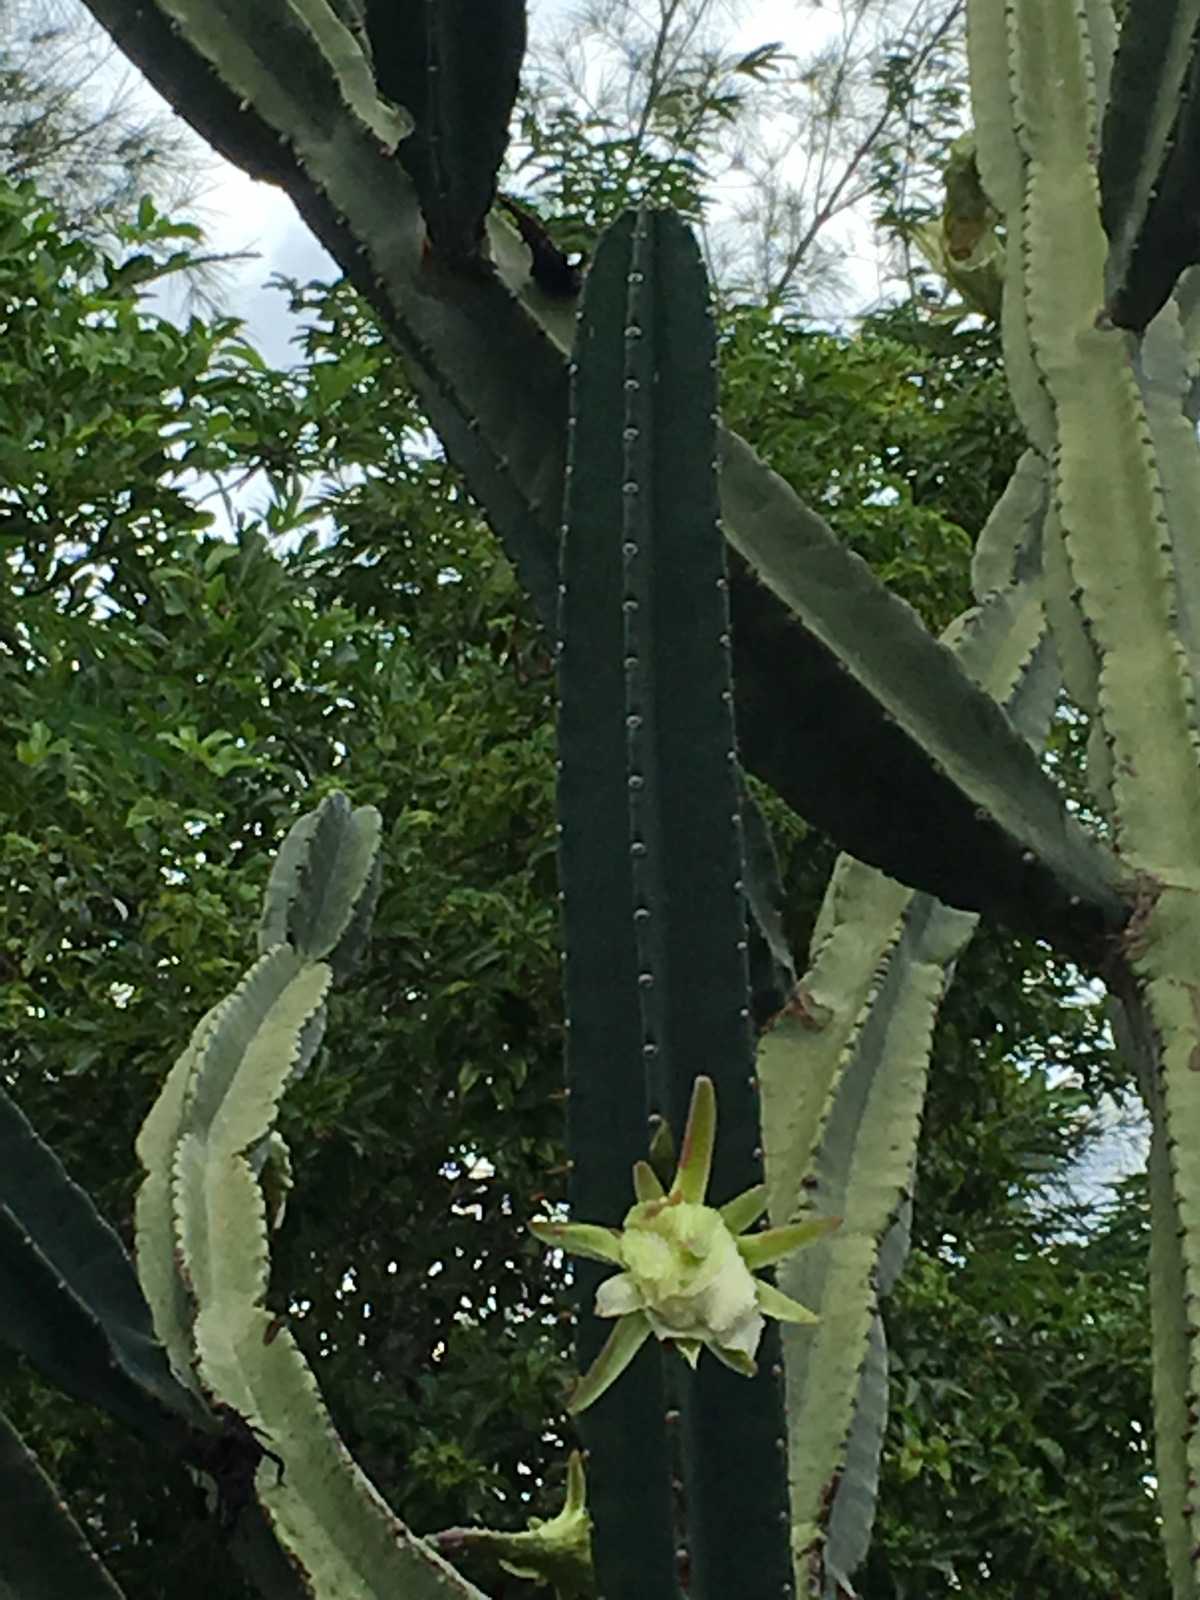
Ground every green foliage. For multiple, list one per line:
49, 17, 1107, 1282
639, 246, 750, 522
0, 173, 568, 1594
869, 933, 1164, 1597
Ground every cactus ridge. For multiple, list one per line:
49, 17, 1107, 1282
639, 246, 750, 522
623, 209, 793, 1600
0, 1085, 210, 1447
1101, 0, 1200, 330
0, 1404, 127, 1598
984, 5, 1200, 1593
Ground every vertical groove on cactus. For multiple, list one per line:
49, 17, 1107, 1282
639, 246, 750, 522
965, 0, 1056, 453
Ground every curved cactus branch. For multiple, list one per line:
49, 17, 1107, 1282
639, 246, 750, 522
136, 794, 489, 1600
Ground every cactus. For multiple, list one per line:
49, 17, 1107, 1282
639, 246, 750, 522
0, 1083, 211, 1448
77, 0, 1123, 964
22, 0, 1200, 1594
0, 1404, 126, 1598
135, 791, 488, 1600
554, 207, 801, 1600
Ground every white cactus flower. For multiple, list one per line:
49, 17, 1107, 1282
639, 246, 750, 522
531, 1075, 838, 1413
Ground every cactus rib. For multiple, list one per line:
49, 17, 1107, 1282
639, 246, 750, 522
0, 1404, 126, 1598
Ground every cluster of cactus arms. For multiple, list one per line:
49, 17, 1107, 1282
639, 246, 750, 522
6, 0, 1200, 1594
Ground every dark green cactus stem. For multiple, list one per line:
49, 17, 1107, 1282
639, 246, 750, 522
558, 207, 791, 1600
0, 1086, 212, 1449
364, 0, 525, 258
1101, 0, 1200, 330
557, 208, 679, 1600
0, 1405, 126, 1598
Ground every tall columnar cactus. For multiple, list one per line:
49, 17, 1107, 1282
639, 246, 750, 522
17, 0, 1200, 1594
553, 207, 801, 1600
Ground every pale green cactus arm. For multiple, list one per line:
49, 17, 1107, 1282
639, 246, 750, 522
758, 436, 1060, 1592
136, 795, 490, 1600
974, 1, 1200, 1592
965, 0, 1056, 454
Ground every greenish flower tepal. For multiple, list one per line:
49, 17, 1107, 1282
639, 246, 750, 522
531, 1076, 838, 1412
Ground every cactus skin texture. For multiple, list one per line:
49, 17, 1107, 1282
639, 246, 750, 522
135, 792, 489, 1600
557, 208, 796, 1600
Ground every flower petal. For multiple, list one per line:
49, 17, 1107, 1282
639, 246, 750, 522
719, 1183, 768, 1235
633, 1159, 666, 1202
755, 1278, 819, 1325
563, 1451, 588, 1514
675, 1337, 703, 1368
595, 1272, 644, 1318
530, 1220, 624, 1264
569, 1313, 653, 1415
709, 1341, 758, 1377
673, 1076, 716, 1203
737, 1217, 839, 1270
